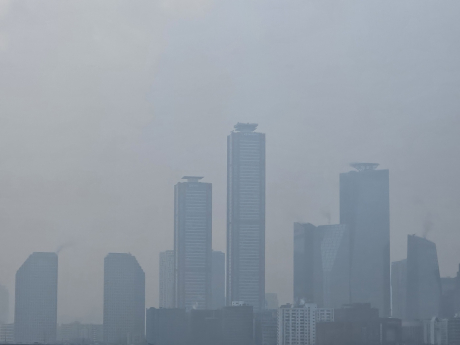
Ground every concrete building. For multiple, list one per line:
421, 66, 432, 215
189, 309, 222, 345
0, 285, 8, 325
422, 317, 448, 345
59, 322, 103, 344
340, 163, 390, 316
227, 123, 266, 312
0, 323, 14, 343
258, 309, 277, 345
146, 308, 187, 345
103, 253, 145, 345
391, 259, 407, 319
212, 251, 226, 309
406, 235, 442, 320
265, 293, 278, 310
14, 252, 58, 344
175, 176, 212, 310
159, 250, 175, 308
278, 303, 333, 345
222, 303, 254, 345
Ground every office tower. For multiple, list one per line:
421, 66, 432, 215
259, 309, 278, 345
447, 317, 460, 345
441, 277, 457, 318
0, 285, 8, 324
146, 308, 187, 345
103, 253, 145, 345
293, 223, 350, 308
392, 259, 407, 319
421, 317, 448, 345
340, 163, 390, 316
189, 309, 223, 345
278, 303, 333, 345
265, 293, 278, 310
59, 322, 103, 344
14, 252, 58, 344
227, 123, 266, 311
175, 176, 212, 310
222, 302, 254, 345
0, 323, 14, 343
159, 250, 175, 308
380, 318, 403, 345
406, 235, 442, 320
212, 250, 226, 309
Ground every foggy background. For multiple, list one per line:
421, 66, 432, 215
0, 0, 459, 323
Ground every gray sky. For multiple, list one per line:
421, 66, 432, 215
0, 0, 459, 323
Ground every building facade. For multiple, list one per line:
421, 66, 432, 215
227, 123, 266, 311
222, 303, 254, 345
340, 163, 390, 316
103, 253, 145, 345
159, 250, 175, 308
174, 176, 212, 310
265, 293, 279, 310
406, 235, 442, 320
212, 250, 226, 309
146, 308, 187, 345
392, 259, 407, 319
14, 252, 58, 344
0, 285, 8, 325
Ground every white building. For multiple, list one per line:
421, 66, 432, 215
159, 250, 175, 308
277, 304, 333, 345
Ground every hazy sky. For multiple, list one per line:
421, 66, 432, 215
0, 0, 459, 323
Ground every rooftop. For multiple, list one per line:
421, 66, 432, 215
182, 176, 204, 182
350, 162, 379, 172
234, 123, 258, 132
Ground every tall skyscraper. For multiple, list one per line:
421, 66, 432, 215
406, 235, 441, 320
103, 253, 145, 345
212, 250, 226, 309
391, 259, 407, 319
340, 163, 390, 316
293, 223, 350, 309
159, 250, 175, 308
227, 123, 266, 311
14, 252, 58, 344
0, 285, 9, 324
175, 176, 212, 310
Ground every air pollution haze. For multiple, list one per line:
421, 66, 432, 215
0, 0, 459, 325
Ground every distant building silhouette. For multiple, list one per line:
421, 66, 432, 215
340, 163, 390, 316
406, 235, 441, 320
212, 251, 226, 309
227, 123, 266, 311
103, 253, 145, 345
189, 309, 223, 345
391, 259, 407, 319
258, 309, 277, 345
222, 302, 254, 345
265, 293, 278, 310
159, 250, 175, 308
174, 176, 212, 310
0, 323, 14, 343
14, 252, 58, 344
0, 285, 8, 325
146, 308, 187, 345
59, 322, 103, 344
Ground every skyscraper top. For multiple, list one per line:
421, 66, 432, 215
234, 123, 258, 132
350, 162, 380, 171
182, 176, 204, 182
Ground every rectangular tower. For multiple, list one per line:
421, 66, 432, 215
340, 163, 390, 316
212, 250, 226, 309
14, 252, 58, 344
227, 123, 266, 311
175, 176, 212, 310
159, 250, 175, 308
391, 259, 407, 319
103, 253, 145, 344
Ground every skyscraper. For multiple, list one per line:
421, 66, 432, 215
103, 253, 145, 345
159, 250, 175, 308
406, 235, 441, 320
391, 259, 407, 319
14, 252, 58, 344
0, 285, 9, 325
340, 163, 390, 316
175, 176, 212, 310
227, 123, 266, 311
212, 250, 226, 309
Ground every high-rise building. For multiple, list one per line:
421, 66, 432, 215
103, 253, 145, 345
0, 323, 14, 343
340, 163, 390, 316
265, 293, 279, 310
406, 235, 442, 320
293, 223, 350, 309
212, 251, 226, 309
174, 176, 212, 310
392, 259, 407, 319
222, 302, 254, 345
59, 322, 103, 344
0, 285, 8, 324
278, 303, 334, 345
159, 250, 175, 308
227, 123, 266, 311
14, 252, 58, 344
189, 309, 223, 345
146, 308, 187, 345
259, 309, 278, 345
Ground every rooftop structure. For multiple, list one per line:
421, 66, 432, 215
234, 123, 258, 132
182, 176, 204, 182
350, 162, 380, 171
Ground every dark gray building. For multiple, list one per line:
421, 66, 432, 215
258, 309, 277, 345
103, 253, 145, 345
391, 259, 407, 319
189, 309, 223, 345
212, 250, 226, 309
174, 176, 212, 310
146, 308, 187, 345
0, 285, 9, 325
159, 250, 175, 308
340, 163, 390, 316
222, 303, 254, 345
406, 235, 441, 320
14, 252, 58, 344
227, 123, 266, 311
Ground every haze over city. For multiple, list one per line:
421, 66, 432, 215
0, 0, 459, 331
